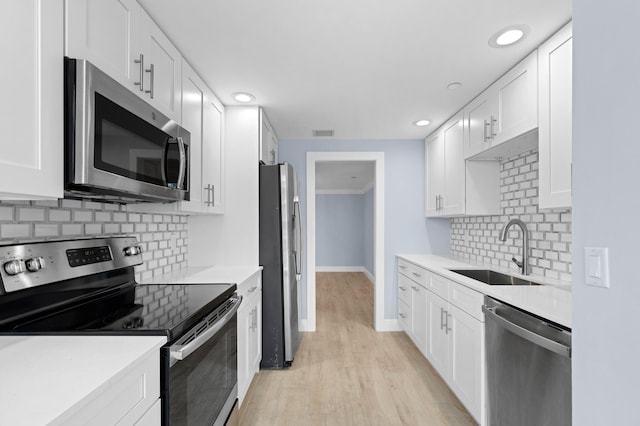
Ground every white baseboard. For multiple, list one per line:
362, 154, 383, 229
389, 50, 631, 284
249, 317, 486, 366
375, 319, 402, 332
300, 319, 314, 332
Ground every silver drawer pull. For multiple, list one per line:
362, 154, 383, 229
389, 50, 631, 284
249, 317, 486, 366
412, 272, 421, 277
399, 265, 407, 269
248, 286, 258, 293
399, 313, 407, 319
399, 286, 407, 291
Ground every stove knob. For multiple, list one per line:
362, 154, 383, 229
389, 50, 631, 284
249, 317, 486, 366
123, 246, 142, 256
25, 256, 46, 272
3, 260, 25, 276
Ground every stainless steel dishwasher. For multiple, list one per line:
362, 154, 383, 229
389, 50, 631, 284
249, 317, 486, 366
482, 296, 571, 426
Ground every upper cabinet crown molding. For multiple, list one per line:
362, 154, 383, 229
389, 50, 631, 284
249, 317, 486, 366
538, 21, 573, 210
0, 0, 64, 200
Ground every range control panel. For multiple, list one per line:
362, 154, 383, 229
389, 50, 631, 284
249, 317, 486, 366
0, 237, 143, 294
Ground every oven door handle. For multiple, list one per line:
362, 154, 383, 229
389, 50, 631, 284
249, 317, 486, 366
170, 295, 242, 362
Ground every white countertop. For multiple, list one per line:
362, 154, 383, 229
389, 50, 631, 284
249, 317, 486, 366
397, 254, 572, 328
0, 335, 166, 425
139, 265, 262, 286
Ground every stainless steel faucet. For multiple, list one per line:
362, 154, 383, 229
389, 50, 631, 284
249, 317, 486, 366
499, 218, 529, 275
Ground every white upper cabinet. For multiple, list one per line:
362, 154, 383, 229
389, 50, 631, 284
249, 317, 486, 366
0, 0, 64, 200
538, 22, 573, 210
425, 112, 499, 218
259, 109, 279, 165
140, 11, 182, 122
464, 51, 538, 159
66, 0, 182, 122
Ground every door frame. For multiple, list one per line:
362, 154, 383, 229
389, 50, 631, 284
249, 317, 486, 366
305, 152, 385, 331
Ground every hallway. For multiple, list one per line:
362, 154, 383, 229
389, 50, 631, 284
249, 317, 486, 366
239, 272, 476, 425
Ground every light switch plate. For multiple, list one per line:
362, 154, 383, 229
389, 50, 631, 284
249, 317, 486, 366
584, 247, 610, 288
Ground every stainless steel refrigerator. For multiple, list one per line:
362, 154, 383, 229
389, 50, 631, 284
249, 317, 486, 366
259, 163, 302, 369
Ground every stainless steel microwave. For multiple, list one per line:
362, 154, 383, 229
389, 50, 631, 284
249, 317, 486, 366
64, 57, 190, 203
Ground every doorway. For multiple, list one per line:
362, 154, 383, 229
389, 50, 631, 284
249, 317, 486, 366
305, 152, 385, 331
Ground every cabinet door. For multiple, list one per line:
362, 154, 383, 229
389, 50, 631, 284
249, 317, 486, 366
447, 304, 483, 423
65, 0, 142, 92
202, 92, 225, 213
538, 22, 573, 209
180, 62, 206, 210
237, 301, 251, 406
260, 111, 278, 165
492, 51, 538, 146
140, 12, 182, 122
442, 115, 465, 215
426, 291, 449, 378
1, 0, 63, 199
249, 295, 263, 373
464, 92, 492, 158
424, 132, 443, 216
410, 284, 428, 355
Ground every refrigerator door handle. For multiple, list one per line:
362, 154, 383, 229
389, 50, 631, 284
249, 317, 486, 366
293, 196, 302, 280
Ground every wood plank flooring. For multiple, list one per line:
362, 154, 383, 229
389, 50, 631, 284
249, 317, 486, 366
239, 272, 477, 426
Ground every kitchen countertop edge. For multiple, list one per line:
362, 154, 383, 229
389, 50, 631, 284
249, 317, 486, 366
138, 265, 263, 286
397, 254, 572, 328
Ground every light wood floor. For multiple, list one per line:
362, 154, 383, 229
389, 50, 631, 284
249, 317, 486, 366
239, 272, 477, 426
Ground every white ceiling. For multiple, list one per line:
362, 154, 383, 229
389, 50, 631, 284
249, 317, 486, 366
139, 0, 571, 140
315, 161, 375, 193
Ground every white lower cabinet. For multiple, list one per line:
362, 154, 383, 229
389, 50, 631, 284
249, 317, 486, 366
237, 272, 262, 406
398, 258, 485, 425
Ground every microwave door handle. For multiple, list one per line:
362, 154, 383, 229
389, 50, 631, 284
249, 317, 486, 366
176, 137, 187, 190
170, 296, 242, 362
161, 138, 169, 186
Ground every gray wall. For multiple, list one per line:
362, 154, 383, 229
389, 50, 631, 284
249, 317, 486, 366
573, 2, 640, 423
279, 139, 451, 320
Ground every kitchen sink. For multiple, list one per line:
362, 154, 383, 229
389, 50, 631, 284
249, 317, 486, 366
448, 269, 542, 286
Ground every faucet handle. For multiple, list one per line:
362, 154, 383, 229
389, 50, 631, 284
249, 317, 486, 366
511, 257, 524, 269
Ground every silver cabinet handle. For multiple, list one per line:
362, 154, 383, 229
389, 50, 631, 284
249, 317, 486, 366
399, 286, 407, 291
171, 296, 242, 362
399, 313, 407, 319
145, 63, 155, 99
483, 119, 491, 141
440, 308, 446, 330
134, 54, 144, 91
446, 313, 452, 334
399, 265, 407, 270
248, 285, 258, 293
482, 305, 571, 358
411, 285, 419, 291
412, 272, 421, 278
491, 116, 497, 138
204, 184, 215, 206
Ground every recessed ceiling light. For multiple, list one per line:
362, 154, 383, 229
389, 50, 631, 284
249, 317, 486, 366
413, 119, 431, 127
489, 25, 530, 48
232, 92, 255, 103
447, 82, 462, 91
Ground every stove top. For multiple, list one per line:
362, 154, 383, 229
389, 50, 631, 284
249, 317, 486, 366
0, 237, 236, 343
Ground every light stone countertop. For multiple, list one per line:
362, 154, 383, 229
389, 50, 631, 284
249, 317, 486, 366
0, 335, 166, 426
138, 265, 262, 286
397, 254, 572, 328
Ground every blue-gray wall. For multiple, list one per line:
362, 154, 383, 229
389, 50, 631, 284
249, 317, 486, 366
316, 193, 365, 267
279, 139, 451, 320
363, 188, 374, 275
573, 2, 640, 423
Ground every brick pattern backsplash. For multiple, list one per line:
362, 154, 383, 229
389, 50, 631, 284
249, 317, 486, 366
0, 200, 187, 282
451, 149, 572, 283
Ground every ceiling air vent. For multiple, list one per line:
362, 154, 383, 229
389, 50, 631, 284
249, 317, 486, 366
312, 129, 334, 137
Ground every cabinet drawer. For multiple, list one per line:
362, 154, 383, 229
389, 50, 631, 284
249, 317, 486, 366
407, 264, 428, 287
428, 272, 450, 300
397, 274, 412, 304
237, 273, 262, 302
398, 298, 410, 332
448, 280, 484, 321
398, 259, 412, 278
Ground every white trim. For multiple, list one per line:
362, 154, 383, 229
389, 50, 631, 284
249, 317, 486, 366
316, 188, 368, 195
377, 319, 402, 332
300, 319, 310, 332
315, 266, 375, 285
306, 152, 385, 332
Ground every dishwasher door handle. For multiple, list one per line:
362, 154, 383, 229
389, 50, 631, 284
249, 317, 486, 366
482, 305, 571, 358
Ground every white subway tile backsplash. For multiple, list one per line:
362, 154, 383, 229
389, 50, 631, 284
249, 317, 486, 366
0, 200, 188, 281
451, 149, 572, 283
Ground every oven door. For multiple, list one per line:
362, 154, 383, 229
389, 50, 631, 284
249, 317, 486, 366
65, 57, 190, 203
162, 295, 241, 426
